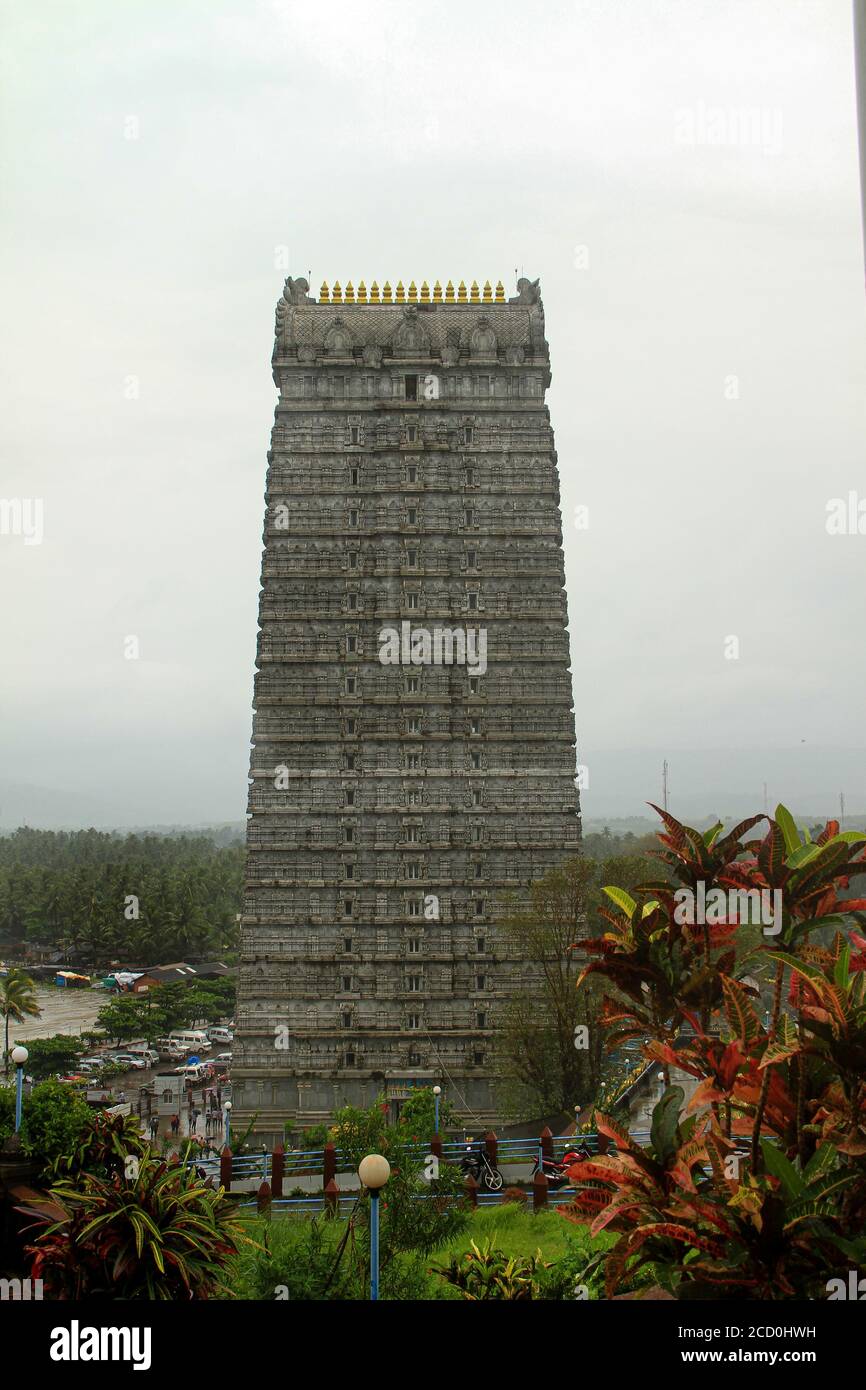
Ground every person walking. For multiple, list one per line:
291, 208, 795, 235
149, 1116, 159, 1142
170, 1113, 180, 1138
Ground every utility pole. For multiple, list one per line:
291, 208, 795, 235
840, 791, 846, 826
662, 760, 669, 813
763, 782, 768, 814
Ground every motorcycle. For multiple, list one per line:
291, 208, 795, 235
530, 1143, 592, 1191
460, 1139, 504, 1192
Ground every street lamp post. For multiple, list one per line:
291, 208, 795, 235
433, 1085, 441, 1135
223, 1101, 232, 1149
358, 1153, 391, 1302
12, 1046, 28, 1132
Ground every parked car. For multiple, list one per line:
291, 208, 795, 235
109, 1054, 147, 1070
127, 1047, 159, 1066
213, 1052, 232, 1063
207, 1028, 234, 1044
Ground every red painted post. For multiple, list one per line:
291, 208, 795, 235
257, 1180, 272, 1217
220, 1145, 232, 1191
324, 1177, 340, 1216
430, 1135, 443, 1163
464, 1173, 479, 1208
484, 1131, 498, 1166
540, 1125, 554, 1160
271, 1144, 285, 1199
532, 1169, 548, 1212
323, 1141, 337, 1189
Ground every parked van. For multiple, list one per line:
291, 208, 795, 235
207, 1027, 233, 1044
127, 1045, 159, 1066
168, 1030, 211, 1052
174, 1062, 209, 1082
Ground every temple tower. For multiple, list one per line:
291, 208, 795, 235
232, 274, 580, 1143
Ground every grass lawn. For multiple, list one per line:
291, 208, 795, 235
228, 1198, 615, 1300
435, 1202, 582, 1262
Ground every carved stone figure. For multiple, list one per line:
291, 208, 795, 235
274, 277, 315, 353
470, 316, 497, 357
394, 305, 430, 354
509, 276, 541, 305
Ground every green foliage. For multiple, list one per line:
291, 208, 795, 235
231, 1215, 430, 1301
0, 827, 243, 963
22, 1034, 87, 1081
95, 978, 235, 1044
562, 804, 866, 1299
22, 1151, 254, 1299
497, 852, 659, 1118
432, 1237, 546, 1299
228, 1200, 618, 1301
294, 1123, 330, 1149
398, 1085, 457, 1138
46, 1109, 148, 1181
0, 1079, 93, 1175
0, 966, 40, 1075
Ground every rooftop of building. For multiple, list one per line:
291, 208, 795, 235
319, 279, 508, 305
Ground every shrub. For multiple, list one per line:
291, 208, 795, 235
431, 1237, 547, 1300
21, 1153, 253, 1300
0, 1080, 93, 1177
562, 804, 866, 1299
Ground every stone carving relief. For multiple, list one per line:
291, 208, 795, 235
393, 305, 430, 355
470, 316, 497, 357
274, 276, 314, 352
324, 318, 353, 355
509, 276, 541, 305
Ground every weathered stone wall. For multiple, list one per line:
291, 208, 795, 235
233, 276, 580, 1144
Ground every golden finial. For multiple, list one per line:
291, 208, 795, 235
482, 280, 493, 303
445, 280, 455, 302
495, 280, 505, 302
370, 280, 380, 303
420, 280, 430, 303
382, 281, 393, 303
406, 280, 417, 301
344, 280, 355, 303
395, 280, 406, 303
332, 280, 343, 304
457, 280, 468, 303
432, 280, 443, 303
320, 281, 330, 302
357, 280, 368, 303
470, 280, 480, 303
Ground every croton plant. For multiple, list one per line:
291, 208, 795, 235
561, 804, 866, 1299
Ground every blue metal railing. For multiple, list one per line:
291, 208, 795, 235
197, 1130, 630, 1187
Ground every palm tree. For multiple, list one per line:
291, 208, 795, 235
1, 967, 41, 1077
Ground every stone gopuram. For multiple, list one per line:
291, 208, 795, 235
233, 275, 580, 1144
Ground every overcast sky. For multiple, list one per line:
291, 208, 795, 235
1, 0, 865, 828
